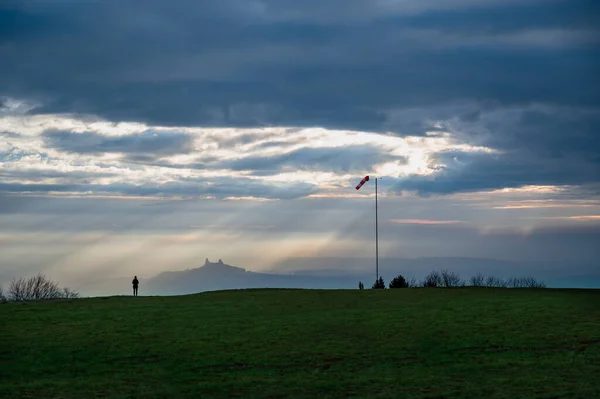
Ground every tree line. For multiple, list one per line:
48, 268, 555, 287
360, 269, 546, 289
0, 273, 79, 303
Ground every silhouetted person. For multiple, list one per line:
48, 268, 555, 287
132, 276, 139, 296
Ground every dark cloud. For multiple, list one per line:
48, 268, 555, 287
205, 129, 293, 150
375, 1, 599, 34
1, 1, 598, 129
490, 107, 600, 161
0, 176, 319, 200
222, 145, 405, 175
0, 131, 20, 138
392, 149, 599, 196
0, 168, 116, 183
1, 0, 599, 195
389, 105, 600, 195
42, 129, 194, 159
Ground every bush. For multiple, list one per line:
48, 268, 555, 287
411, 270, 545, 289
524, 277, 546, 288
372, 277, 385, 289
469, 273, 485, 287
389, 275, 409, 289
7, 273, 79, 301
406, 277, 418, 288
485, 276, 507, 288
507, 276, 546, 288
61, 287, 81, 299
422, 271, 442, 287
440, 269, 463, 288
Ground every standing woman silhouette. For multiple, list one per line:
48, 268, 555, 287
132, 276, 139, 296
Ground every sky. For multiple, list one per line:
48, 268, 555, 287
1, 0, 599, 291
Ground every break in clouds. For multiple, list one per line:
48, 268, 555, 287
1, 102, 599, 200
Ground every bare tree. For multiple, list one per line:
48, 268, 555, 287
485, 276, 507, 288
8, 273, 78, 301
524, 276, 546, 288
469, 273, 485, 287
8, 277, 27, 301
406, 277, 418, 288
0, 284, 5, 303
507, 276, 546, 288
62, 287, 81, 299
506, 277, 519, 288
422, 270, 442, 287
440, 269, 463, 288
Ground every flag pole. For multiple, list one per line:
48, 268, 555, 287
375, 177, 379, 282
354, 175, 379, 284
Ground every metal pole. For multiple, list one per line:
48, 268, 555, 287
375, 177, 379, 282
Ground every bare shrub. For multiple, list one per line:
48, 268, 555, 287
485, 276, 507, 288
524, 277, 546, 288
440, 269, 463, 288
422, 271, 442, 287
406, 277, 418, 288
62, 287, 81, 299
8, 273, 78, 301
507, 276, 546, 288
469, 273, 485, 287
506, 277, 520, 288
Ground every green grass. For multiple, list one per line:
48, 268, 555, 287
2, 288, 599, 398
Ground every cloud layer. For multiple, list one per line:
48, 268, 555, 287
2, 0, 598, 128
1, 112, 476, 198
1, 0, 598, 198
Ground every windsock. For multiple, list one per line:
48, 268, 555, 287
355, 175, 370, 190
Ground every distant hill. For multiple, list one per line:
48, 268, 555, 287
70, 256, 599, 296
142, 256, 600, 295
144, 258, 366, 295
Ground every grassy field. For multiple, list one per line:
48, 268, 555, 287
2, 288, 599, 398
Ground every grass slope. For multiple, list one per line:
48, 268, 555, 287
2, 288, 599, 399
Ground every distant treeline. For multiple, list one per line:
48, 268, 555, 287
0, 273, 79, 303
363, 270, 546, 289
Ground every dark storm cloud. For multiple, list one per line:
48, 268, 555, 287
1, 0, 599, 195
390, 105, 600, 195
42, 129, 194, 159
1, 0, 598, 129
489, 107, 600, 161
222, 145, 405, 175
392, 150, 599, 196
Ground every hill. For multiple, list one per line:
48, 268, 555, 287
141, 257, 600, 296
143, 258, 364, 295
270, 256, 600, 288
2, 288, 599, 398
68, 257, 600, 297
